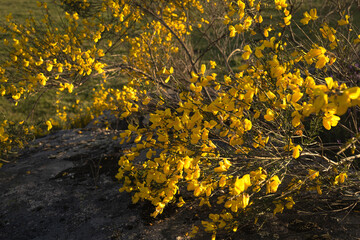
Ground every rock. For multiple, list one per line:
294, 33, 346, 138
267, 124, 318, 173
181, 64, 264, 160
0, 127, 194, 240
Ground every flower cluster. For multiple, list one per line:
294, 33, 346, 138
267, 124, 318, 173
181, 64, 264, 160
1, 0, 359, 238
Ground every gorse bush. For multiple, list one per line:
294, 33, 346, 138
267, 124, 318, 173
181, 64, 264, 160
1, 0, 360, 238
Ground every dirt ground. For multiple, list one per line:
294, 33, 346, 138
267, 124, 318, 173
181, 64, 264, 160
1, 126, 360, 240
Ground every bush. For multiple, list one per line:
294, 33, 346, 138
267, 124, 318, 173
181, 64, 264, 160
1, 0, 360, 238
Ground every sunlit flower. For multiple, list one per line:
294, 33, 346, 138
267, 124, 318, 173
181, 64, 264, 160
292, 145, 302, 159
308, 169, 319, 180
266, 175, 281, 194
334, 173, 347, 185
300, 8, 318, 25
264, 109, 275, 121
46, 120, 52, 131
338, 15, 350, 26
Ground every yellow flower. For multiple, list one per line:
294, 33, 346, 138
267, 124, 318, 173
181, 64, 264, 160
343, 87, 360, 100
322, 113, 340, 130
308, 169, 319, 180
134, 135, 142, 143
0, 127, 9, 142
305, 47, 325, 65
291, 89, 303, 103
243, 119, 252, 131
243, 174, 252, 189
316, 185, 322, 195
354, 35, 360, 44
266, 175, 281, 194
255, 47, 264, 58
285, 197, 295, 209
177, 197, 185, 207
320, 23, 336, 42
0, 85, 5, 96
271, 65, 285, 78
190, 83, 202, 93
338, 15, 350, 26
284, 14, 291, 26
242, 45, 252, 60
309, 9, 318, 20
97, 49, 105, 57
46, 62, 53, 72
210, 61, 216, 69
12, 93, 21, 100
243, 16, 252, 30
334, 172, 347, 184
264, 109, 275, 121
274, 0, 287, 10
194, 185, 203, 197
273, 202, 284, 215
291, 111, 301, 127
214, 162, 227, 173
313, 92, 328, 113
300, 9, 318, 25
325, 77, 336, 90
66, 83, 74, 93
200, 64, 206, 75
292, 145, 302, 159
239, 193, 250, 209
37, 73, 47, 86
315, 55, 329, 69
219, 175, 227, 188
263, 27, 272, 37
46, 120, 52, 131
229, 25, 236, 37
233, 177, 245, 195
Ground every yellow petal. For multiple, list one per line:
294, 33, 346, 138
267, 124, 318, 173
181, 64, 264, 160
46, 120, 52, 131
200, 64, 206, 75
233, 177, 245, 195
264, 109, 275, 121
266, 175, 281, 194
308, 169, 319, 180
214, 164, 227, 173
291, 90, 303, 103
315, 55, 329, 69
344, 87, 360, 100
292, 145, 302, 159
219, 176, 227, 188
325, 77, 334, 90
243, 119, 252, 131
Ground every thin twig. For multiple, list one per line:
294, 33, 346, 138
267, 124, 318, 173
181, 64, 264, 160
136, 4, 197, 74
301, 151, 338, 165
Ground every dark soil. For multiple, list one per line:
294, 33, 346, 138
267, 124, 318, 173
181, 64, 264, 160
1, 126, 360, 240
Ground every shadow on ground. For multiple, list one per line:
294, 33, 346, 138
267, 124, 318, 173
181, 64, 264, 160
1, 126, 359, 240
